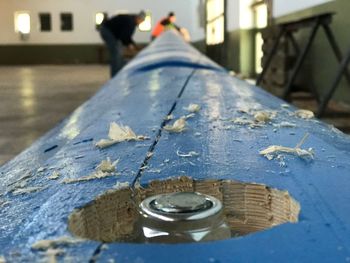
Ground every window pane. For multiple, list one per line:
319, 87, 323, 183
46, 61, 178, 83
255, 4, 268, 28
138, 12, 152, 32
206, 15, 224, 45
61, 13, 73, 31
95, 12, 107, 29
39, 13, 51, 31
14, 12, 30, 34
255, 32, 263, 73
207, 0, 224, 21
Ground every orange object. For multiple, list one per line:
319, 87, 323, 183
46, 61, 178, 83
151, 20, 165, 38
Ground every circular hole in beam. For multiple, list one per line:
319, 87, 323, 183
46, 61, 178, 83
68, 176, 300, 243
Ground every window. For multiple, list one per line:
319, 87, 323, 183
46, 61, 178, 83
61, 13, 73, 31
39, 13, 51, 31
253, 2, 268, 73
14, 12, 30, 34
138, 12, 152, 32
95, 12, 107, 29
206, 0, 225, 45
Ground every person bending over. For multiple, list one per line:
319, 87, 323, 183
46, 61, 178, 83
100, 11, 145, 77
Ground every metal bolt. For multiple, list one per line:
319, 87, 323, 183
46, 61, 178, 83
136, 192, 231, 243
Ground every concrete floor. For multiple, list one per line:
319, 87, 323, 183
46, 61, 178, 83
0, 65, 108, 166
1, 65, 349, 167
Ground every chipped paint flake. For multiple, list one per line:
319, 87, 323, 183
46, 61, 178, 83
260, 145, 314, 160
12, 186, 45, 195
163, 117, 186, 133
96, 122, 149, 149
273, 122, 297, 128
183, 113, 196, 119
0, 199, 10, 208
96, 158, 119, 173
231, 117, 263, 128
260, 134, 314, 160
101, 244, 109, 250
176, 150, 200, 157
148, 168, 162, 173
164, 114, 174, 120
37, 167, 46, 173
184, 103, 201, 113
46, 248, 64, 263
63, 158, 119, 183
146, 152, 153, 159
63, 170, 114, 184
31, 236, 85, 250
294, 109, 314, 119
7, 173, 31, 188
48, 171, 60, 180
113, 181, 130, 189
254, 111, 272, 123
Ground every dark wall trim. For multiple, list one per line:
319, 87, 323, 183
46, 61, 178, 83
0, 45, 108, 65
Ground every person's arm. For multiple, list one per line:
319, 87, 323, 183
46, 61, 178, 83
119, 17, 137, 48
173, 24, 181, 32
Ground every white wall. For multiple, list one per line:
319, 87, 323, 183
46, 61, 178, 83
274, 0, 333, 17
0, 0, 205, 45
227, 0, 240, 31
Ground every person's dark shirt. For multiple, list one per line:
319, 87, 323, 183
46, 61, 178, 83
103, 14, 137, 46
160, 17, 180, 31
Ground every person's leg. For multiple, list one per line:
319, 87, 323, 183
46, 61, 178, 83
100, 26, 119, 77
115, 40, 124, 73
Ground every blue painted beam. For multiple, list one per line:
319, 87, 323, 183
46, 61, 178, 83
1, 32, 350, 262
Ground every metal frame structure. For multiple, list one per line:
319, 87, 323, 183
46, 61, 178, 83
256, 12, 350, 116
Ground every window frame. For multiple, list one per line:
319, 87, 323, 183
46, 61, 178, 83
60, 12, 73, 32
